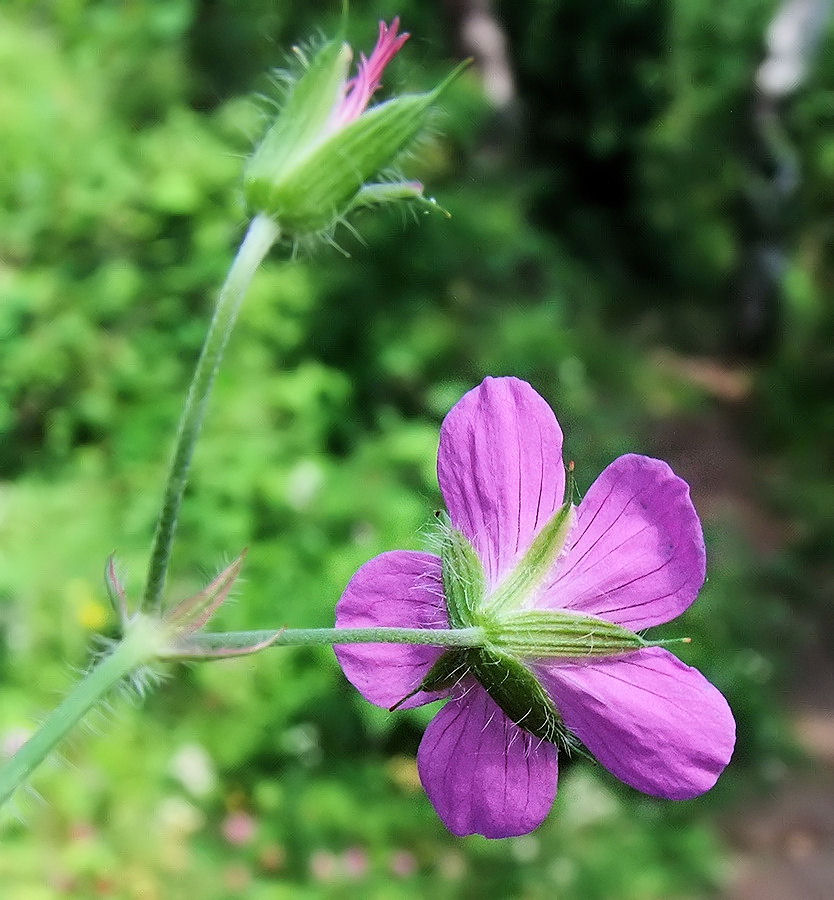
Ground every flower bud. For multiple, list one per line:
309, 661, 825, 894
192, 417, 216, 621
244, 19, 464, 239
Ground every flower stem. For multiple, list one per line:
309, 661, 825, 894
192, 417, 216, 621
142, 214, 280, 612
0, 617, 166, 809
184, 626, 487, 652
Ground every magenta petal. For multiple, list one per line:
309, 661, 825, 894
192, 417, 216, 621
539, 454, 705, 630
334, 19, 410, 127
438, 377, 566, 589
417, 686, 558, 837
334, 551, 449, 710
537, 647, 735, 799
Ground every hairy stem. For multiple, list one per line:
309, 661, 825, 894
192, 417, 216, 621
0, 617, 167, 809
142, 214, 280, 611
185, 625, 488, 651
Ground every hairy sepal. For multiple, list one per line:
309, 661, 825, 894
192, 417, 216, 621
245, 40, 349, 192
438, 518, 486, 628
165, 551, 247, 638
405, 646, 576, 751
105, 555, 129, 626
468, 647, 575, 750
246, 91, 435, 234
492, 609, 647, 659
487, 501, 575, 615
389, 648, 472, 710
346, 180, 434, 213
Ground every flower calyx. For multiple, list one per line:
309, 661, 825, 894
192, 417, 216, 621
105, 551, 281, 661
436, 499, 647, 656
421, 501, 650, 745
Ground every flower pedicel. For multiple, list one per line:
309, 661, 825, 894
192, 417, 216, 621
335, 376, 736, 838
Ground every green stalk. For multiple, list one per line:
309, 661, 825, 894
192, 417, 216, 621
0, 617, 166, 808
0, 622, 485, 808
142, 213, 280, 611
185, 626, 487, 651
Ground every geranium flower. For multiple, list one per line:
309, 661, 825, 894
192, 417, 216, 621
335, 377, 735, 838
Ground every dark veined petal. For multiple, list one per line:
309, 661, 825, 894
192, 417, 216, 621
334, 551, 449, 710
538, 454, 705, 630
437, 377, 566, 590
417, 685, 558, 838
536, 647, 735, 800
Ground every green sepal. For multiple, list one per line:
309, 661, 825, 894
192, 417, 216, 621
346, 182, 452, 221
438, 520, 486, 628
347, 180, 423, 209
105, 555, 129, 626
246, 91, 436, 234
469, 647, 575, 750
389, 644, 579, 752
492, 609, 647, 659
245, 40, 349, 189
164, 551, 247, 638
389, 648, 472, 710
487, 500, 576, 615
390, 645, 576, 752
421, 648, 472, 692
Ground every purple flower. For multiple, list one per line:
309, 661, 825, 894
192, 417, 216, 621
335, 377, 735, 838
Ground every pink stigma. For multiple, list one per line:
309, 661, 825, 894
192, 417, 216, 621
333, 18, 410, 127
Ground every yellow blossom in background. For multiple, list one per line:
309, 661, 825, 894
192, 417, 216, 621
65, 578, 108, 631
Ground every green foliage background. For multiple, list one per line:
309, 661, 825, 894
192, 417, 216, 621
1, 0, 831, 896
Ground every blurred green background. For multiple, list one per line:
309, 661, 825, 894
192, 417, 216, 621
1, 0, 833, 896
